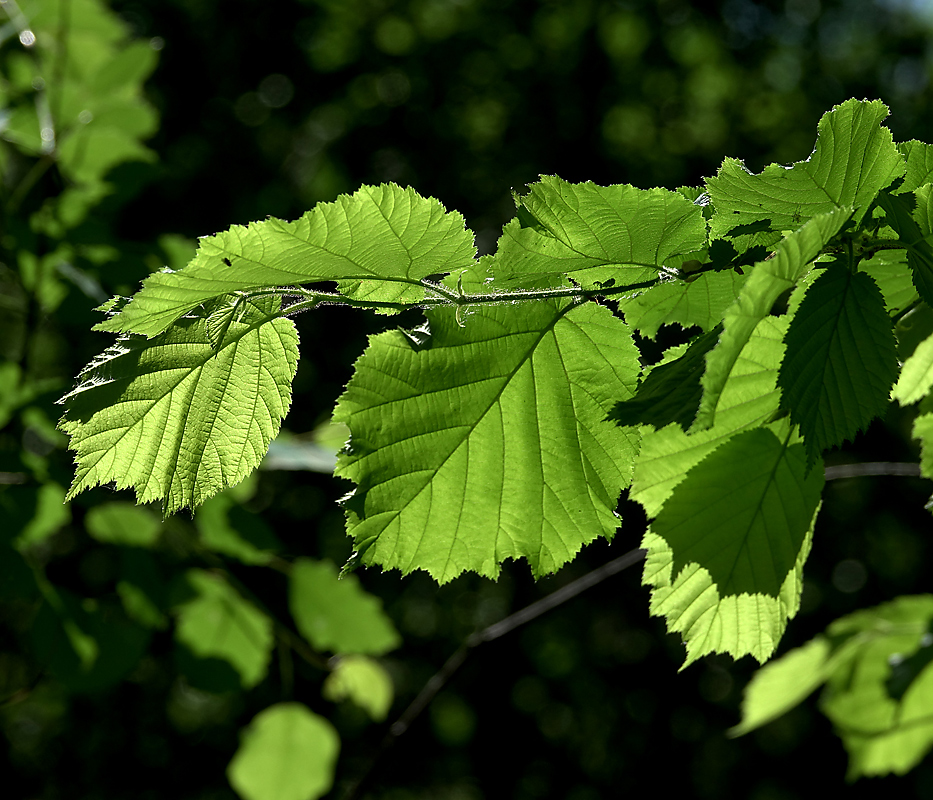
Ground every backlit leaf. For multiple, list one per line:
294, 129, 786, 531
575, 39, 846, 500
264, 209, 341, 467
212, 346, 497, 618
334, 300, 641, 582
695, 208, 851, 430
98, 184, 476, 336
707, 98, 904, 236
495, 177, 707, 289
59, 296, 298, 514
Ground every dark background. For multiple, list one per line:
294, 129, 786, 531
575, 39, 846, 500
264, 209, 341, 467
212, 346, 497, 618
4, 0, 933, 798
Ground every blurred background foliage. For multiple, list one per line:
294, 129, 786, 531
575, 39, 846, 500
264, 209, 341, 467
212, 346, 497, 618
2, 0, 933, 798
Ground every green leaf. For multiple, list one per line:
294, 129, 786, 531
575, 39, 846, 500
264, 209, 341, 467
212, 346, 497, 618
641, 486, 819, 667
707, 98, 904, 236
734, 595, 933, 775
875, 188, 933, 307
60, 296, 299, 514
861, 248, 917, 315
227, 703, 340, 800
196, 494, 282, 565
333, 300, 641, 582
652, 427, 824, 598
618, 268, 746, 338
322, 655, 394, 721
174, 569, 274, 689
494, 177, 707, 289
729, 637, 833, 736
911, 413, 933, 479
288, 559, 400, 655
897, 140, 933, 194
820, 596, 933, 779
893, 330, 933, 405
631, 315, 788, 517
97, 184, 476, 337
84, 501, 161, 547
695, 208, 851, 430
778, 264, 898, 462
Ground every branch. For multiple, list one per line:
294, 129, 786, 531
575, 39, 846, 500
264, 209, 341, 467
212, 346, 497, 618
824, 462, 924, 480
339, 546, 647, 800
266, 274, 667, 320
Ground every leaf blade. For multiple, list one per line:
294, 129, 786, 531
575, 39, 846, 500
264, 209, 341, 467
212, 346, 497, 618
60, 297, 299, 514
334, 300, 641, 582
98, 184, 476, 336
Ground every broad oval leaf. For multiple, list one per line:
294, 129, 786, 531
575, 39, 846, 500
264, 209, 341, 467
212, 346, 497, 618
288, 558, 400, 655
174, 569, 274, 690
334, 300, 641, 582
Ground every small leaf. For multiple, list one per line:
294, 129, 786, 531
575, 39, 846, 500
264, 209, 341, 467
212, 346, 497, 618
893, 330, 933, 405
495, 177, 707, 289
85, 502, 161, 547
618, 269, 745, 338
729, 637, 833, 736
323, 655, 394, 721
227, 703, 340, 800
196, 494, 281, 565
896, 140, 933, 194
174, 569, 273, 689
289, 559, 400, 655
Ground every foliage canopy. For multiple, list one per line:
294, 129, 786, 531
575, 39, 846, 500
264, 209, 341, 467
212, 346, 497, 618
55, 95, 933, 789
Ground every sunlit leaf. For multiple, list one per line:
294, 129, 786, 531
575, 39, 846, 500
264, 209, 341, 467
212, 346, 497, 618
60, 296, 298, 514
707, 98, 904, 236
334, 300, 641, 582
97, 184, 476, 336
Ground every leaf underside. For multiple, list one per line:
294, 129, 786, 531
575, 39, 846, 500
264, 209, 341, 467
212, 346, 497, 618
59, 297, 299, 514
333, 300, 641, 583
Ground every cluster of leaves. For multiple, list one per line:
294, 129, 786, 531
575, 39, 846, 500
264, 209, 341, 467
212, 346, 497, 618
59, 95, 933, 782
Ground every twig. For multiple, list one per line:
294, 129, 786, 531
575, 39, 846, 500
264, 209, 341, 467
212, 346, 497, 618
824, 462, 924, 481
339, 546, 647, 799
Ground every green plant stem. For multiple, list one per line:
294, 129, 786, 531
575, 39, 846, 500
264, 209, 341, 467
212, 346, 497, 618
271, 274, 667, 319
